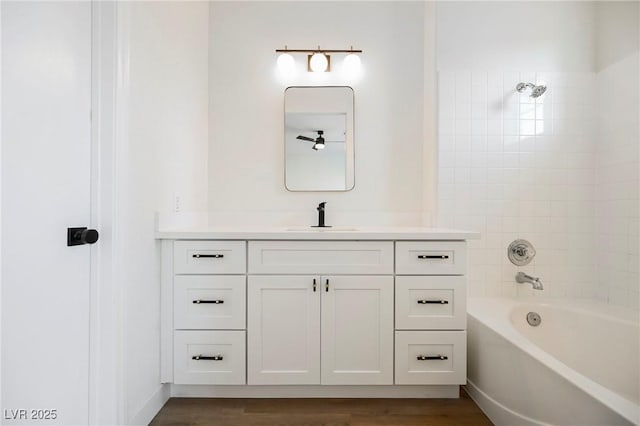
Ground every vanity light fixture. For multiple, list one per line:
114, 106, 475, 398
276, 52, 295, 74
309, 52, 330, 73
342, 53, 361, 73
276, 46, 363, 73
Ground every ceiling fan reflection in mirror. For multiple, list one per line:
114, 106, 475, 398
296, 130, 344, 151
296, 130, 325, 150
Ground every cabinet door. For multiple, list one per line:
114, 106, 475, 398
247, 276, 320, 385
321, 276, 394, 385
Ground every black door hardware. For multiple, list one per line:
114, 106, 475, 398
67, 227, 99, 246
417, 355, 448, 360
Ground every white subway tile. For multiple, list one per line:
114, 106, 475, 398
471, 86, 488, 104
455, 119, 472, 135
472, 120, 488, 135
471, 135, 488, 151
437, 68, 637, 310
504, 119, 519, 135
470, 168, 488, 184
487, 72, 503, 88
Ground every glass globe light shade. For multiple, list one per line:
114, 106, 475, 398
277, 53, 295, 73
309, 53, 328, 72
343, 53, 361, 73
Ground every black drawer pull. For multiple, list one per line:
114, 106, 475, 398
417, 255, 449, 260
193, 254, 224, 259
417, 355, 448, 361
192, 355, 223, 361
417, 300, 449, 304
193, 300, 224, 304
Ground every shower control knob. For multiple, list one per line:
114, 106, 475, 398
508, 239, 535, 266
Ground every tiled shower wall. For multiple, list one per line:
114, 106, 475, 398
436, 71, 598, 300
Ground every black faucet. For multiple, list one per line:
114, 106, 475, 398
312, 202, 331, 228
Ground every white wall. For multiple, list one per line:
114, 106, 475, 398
437, 1, 596, 71
594, 2, 639, 310
595, 1, 639, 71
436, 2, 600, 299
120, 2, 209, 423
208, 1, 431, 227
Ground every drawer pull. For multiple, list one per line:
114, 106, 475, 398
417, 299, 449, 305
192, 254, 224, 259
192, 355, 224, 361
417, 255, 449, 260
417, 355, 448, 361
192, 299, 224, 304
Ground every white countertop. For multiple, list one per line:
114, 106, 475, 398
155, 227, 479, 240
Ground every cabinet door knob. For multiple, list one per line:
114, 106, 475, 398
192, 300, 224, 304
313, 278, 317, 292
325, 279, 329, 292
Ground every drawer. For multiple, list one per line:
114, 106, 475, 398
395, 241, 466, 275
174, 241, 246, 274
395, 276, 466, 330
394, 331, 466, 385
174, 276, 246, 330
248, 241, 393, 274
174, 330, 246, 385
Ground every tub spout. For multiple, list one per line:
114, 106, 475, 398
516, 272, 543, 290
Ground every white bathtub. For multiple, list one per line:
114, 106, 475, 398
467, 298, 639, 426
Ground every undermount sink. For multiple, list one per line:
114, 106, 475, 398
284, 227, 359, 232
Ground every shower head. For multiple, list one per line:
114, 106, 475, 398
516, 82, 547, 98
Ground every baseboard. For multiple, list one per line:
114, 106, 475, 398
170, 384, 460, 398
128, 384, 170, 426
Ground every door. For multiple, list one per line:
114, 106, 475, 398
321, 276, 394, 385
247, 276, 320, 385
2, 2, 93, 424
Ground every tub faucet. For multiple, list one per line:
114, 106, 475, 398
312, 202, 331, 228
516, 272, 543, 290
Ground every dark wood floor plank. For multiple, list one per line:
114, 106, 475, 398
149, 389, 492, 426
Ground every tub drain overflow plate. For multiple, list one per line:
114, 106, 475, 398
526, 311, 542, 327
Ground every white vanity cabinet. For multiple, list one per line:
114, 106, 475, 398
394, 242, 467, 385
169, 241, 247, 385
247, 241, 394, 386
247, 275, 321, 385
247, 274, 393, 385
320, 275, 393, 385
159, 229, 475, 397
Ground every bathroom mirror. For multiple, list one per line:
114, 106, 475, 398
284, 86, 354, 191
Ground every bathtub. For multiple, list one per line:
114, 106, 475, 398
466, 298, 639, 426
